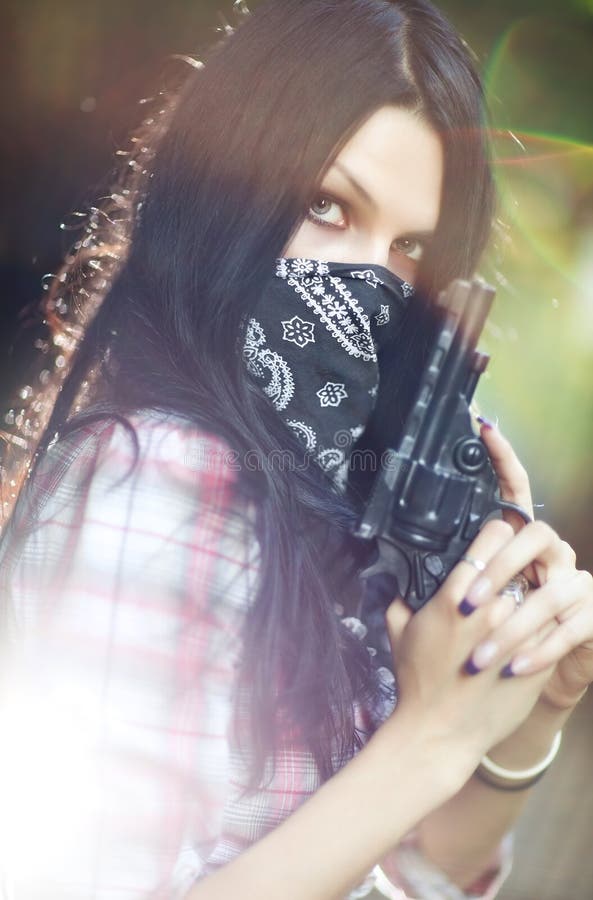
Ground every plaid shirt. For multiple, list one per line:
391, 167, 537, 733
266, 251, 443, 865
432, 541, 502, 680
0, 410, 511, 899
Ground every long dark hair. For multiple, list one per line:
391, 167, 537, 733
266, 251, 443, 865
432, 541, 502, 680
2, 0, 495, 787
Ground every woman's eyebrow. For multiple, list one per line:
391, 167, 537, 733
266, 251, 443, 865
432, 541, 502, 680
332, 161, 377, 210
398, 228, 436, 240
331, 162, 436, 239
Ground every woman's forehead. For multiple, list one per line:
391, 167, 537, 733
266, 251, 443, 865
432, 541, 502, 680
327, 106, 443, 231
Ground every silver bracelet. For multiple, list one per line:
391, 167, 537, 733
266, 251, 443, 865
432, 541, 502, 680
475, 730, 562, 792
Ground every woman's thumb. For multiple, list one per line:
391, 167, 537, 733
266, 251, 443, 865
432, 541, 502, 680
385, 598, 412, 654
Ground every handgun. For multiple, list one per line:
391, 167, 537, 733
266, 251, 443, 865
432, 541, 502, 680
353, 277, 532, 639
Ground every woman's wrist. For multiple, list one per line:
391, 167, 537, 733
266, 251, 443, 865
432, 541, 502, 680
485, 694, 573, 772
538, 684, 589, 714
373, 704, 479, 808
476, 730, 562, 791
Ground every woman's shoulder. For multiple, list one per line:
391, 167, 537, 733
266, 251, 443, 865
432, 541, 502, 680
123, 407, 239, 472
46, 407, 241, 488
2, 407, 261, 636
29, 407, 246, 512
6, 408, 260, 580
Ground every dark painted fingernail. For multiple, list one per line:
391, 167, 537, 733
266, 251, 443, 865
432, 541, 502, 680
500, 663, 515, 679
477, 415, 495, 430
464, 657, 481, 676
458, 598, 476, 617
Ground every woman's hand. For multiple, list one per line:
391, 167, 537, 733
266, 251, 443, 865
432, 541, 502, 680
378, 418, 593, 793
470, 420, 593, 711
385, 518, 557, 773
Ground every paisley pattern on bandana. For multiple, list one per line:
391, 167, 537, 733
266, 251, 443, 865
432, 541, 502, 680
243, 257, 414, 492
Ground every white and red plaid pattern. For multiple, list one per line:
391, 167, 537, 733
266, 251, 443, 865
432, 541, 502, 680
0, 410, 510, 899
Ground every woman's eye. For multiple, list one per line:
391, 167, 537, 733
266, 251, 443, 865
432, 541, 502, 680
392, 237, 425, 262
307, 195, 346, 227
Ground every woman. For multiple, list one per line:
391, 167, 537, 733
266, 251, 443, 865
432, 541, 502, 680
1, 1, 592, 898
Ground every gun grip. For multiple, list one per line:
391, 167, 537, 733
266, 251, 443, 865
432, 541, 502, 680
359, 537, 410, 608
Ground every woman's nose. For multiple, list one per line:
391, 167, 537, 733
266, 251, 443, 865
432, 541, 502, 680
357, 238, 392, 269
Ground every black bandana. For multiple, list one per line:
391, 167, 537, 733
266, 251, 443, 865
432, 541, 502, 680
242, 257, 414, 491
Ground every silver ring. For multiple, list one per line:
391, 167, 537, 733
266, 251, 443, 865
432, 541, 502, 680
460, 554, 487, 573
501, 573, 530, 610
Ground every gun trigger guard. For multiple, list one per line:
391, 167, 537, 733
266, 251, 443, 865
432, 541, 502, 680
493, 499, 533, 525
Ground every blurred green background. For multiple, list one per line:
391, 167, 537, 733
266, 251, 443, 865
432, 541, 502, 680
2, 0, 592, 570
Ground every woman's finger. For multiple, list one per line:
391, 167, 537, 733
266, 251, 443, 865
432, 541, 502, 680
504, 596, 593, 678
385, 598, 413, 658
478, 420, 534, 525
462, 520, 564, 610
466, 570, 587, 673
432, 518, 515, 615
